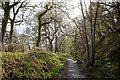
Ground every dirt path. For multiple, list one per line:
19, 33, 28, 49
59, 57, 92, 79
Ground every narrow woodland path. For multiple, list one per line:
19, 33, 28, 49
59, 57, 92, 79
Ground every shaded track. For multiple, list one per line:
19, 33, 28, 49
59, 57, 92, 79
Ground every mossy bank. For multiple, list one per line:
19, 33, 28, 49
1, 51, 67, 79
77, 32, 120, 79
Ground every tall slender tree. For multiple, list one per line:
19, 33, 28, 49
90, 2, 100, 66
80, 0, 90, 64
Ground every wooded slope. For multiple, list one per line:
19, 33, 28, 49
78, 32, 120, 79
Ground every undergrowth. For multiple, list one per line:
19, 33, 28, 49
1, 51, 67, 79
78, 32, 120, 79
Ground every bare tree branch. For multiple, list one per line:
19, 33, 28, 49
9, 2, 19, 9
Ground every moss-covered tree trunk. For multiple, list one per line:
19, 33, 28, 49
35, 4, 53, 47
36, 19, 42, 47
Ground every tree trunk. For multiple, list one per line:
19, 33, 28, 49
36, 19, 42, 47
74, 33, 77, 57
91, 2, 99, 66
84, 29, 90, 64
2, 7, 10, 44
90, 2, 93, 66
80, 0, 90, 64
9, 21, 14, 43
55, 35, 58, 53
116, 2, 120, 30
2, 2, 19, 44
50, 41, 53, 51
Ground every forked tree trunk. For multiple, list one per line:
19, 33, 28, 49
1, 2, 19, 45
91, 2, 100, 66
80, 0, 90, 64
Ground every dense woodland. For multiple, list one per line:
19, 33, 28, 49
0, 0, 120, 79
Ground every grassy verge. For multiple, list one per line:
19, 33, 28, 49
1, 51, 67, 79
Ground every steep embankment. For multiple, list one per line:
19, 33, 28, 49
79, 32, 120, 79
1, 51, 67, 79
93, 32, 120, 79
